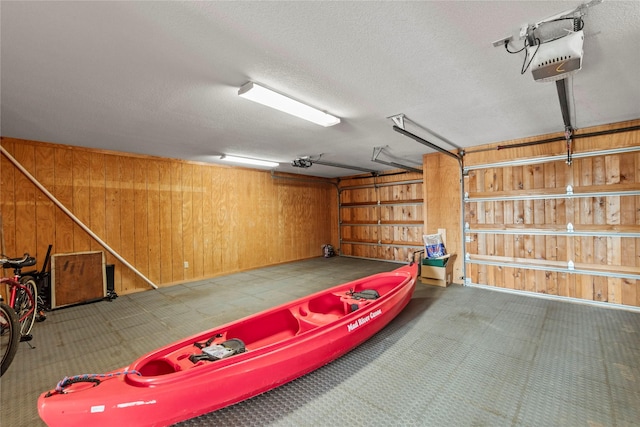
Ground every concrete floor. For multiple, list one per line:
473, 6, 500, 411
1, 257, 639, 426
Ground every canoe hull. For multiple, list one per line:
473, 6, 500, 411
38, 263, 418, 426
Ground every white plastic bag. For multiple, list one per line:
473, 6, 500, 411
423, 234, 446, 258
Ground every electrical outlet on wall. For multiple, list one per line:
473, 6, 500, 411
184, 261, 189, 268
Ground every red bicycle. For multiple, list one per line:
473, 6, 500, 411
1, 254, 39, 340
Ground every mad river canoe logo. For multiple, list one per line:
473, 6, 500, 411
347, 309, 382, 332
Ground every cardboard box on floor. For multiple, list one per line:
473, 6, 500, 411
421, 253, 456, 287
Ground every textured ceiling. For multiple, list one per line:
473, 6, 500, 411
1, 1, 639, 177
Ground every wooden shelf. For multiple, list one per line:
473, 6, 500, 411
466, 183, 640, 202
340, 199, 423, 207
467, 254, 640, 281
341, 239, 423, 247
465, 224, 640, 238
341, 220, 423, 226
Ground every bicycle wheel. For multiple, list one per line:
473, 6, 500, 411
0, 301, 20, 376
15, 276, 38, 336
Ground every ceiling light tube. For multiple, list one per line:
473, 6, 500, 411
238, 82, 340, 127
220, 155, 279, 168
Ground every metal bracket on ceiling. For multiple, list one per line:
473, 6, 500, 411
388, 115, 463, 168
390, 114, 462, 151
371, 146, 422, 174
387, 114, 406, 130
372, 146, 385, 160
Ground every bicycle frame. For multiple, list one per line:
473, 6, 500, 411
2, 275, 35, 325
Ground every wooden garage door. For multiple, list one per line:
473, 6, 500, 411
339, 172, 424, 263
463, 146, 640, 307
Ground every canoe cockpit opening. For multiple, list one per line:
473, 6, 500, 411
226, 309, 300, 348
307, 293, 345, 316
137, 359, 178, 376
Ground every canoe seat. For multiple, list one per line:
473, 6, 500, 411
298, 311, 342, 329
307, 293, 345, 316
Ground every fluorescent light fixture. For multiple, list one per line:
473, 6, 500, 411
220, 155, 279, 168
238, 82, 340, 127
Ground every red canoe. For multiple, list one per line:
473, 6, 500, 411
38, 262, 418, 426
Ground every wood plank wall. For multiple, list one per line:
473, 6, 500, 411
423, 152, 464, 281
338, 171, 424, 262
1, 138, 338, 295
462, 119, 640, 307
